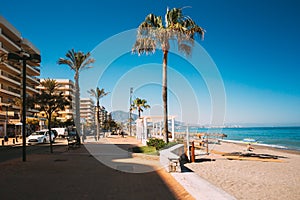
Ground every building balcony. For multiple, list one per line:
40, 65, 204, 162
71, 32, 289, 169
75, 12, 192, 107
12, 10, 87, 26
0, 86, 19, 97
26, 63, 40, 76
1, 62, 21, 75
21, 38, 40, 55
57, 110, 74, 114
0, 28, 21, 52
26, 85, 39, 94
0, 16, 21, 40
0, 71, 21, 87
27, 75, 40, 85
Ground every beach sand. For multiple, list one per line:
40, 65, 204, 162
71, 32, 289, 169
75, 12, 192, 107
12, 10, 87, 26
186, 141, 300, 200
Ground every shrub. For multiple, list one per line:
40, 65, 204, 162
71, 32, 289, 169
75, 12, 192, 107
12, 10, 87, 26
147, 138, 166, 150
131, 146, 157, 155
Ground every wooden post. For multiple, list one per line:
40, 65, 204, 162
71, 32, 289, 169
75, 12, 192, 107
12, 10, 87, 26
186, 125, 190, 161
206, 134, 209, 154
191, 141, 195, 162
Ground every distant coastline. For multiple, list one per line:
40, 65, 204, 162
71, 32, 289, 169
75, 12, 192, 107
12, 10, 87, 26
175, 126, 300, 151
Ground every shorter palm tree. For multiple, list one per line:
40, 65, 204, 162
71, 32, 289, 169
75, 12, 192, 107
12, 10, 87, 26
131, 98, 150, 118
88, 87, 109, 140
13, 96, 35, 123
35, 79, 71, 153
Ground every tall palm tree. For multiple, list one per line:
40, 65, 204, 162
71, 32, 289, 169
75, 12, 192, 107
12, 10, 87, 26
132, 7, 205, 143
131, 98, 151, 118
88, 87, 109, 140
35, 79, 71, 153
58, 49, 95, 137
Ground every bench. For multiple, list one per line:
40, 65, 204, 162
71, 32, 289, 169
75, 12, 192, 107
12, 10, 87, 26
168, 157, 181, 172
160, 144, 184, 173
67, 135, 80, 149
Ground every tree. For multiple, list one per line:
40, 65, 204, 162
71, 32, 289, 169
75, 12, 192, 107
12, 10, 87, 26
58, 49, 95, 137
88, 87, 109, 140
132, 7, 205, 143
131, 98, 150, 118
13, 96, 35, 124
35, 79, 71, 153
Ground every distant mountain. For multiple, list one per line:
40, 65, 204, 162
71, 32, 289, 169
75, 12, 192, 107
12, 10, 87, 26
111, 110, 138, 123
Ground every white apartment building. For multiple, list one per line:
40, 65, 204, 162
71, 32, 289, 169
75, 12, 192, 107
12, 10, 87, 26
0, 16, 41, 136
80, 98, 95, 126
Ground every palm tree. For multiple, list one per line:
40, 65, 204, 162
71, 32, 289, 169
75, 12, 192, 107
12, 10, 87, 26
88, 87, 109, 140
132, 7, 205, 143
13, 96, 35, 124
58, 49, 95, 137
35, 79, 71, 153
131, 98, 151, 118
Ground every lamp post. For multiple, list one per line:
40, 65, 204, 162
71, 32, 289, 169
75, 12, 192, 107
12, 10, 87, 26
8, 52, 41, 162
129, 87, 133, 136
4, 105, 8, 138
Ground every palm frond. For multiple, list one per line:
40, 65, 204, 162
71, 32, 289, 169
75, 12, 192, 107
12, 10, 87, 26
41, 78, 59, 95
133, 7, 205, 56
58, 49, 95, 71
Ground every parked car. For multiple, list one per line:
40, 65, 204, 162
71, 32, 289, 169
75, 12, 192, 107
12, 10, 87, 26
51, 128, 68, 138
27, 130, 56, 144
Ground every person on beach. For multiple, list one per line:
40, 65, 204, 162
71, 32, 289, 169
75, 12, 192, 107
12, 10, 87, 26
246, 143, 254, 151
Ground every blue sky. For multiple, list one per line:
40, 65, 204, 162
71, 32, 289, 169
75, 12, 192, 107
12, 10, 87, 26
1, 0, 300, 126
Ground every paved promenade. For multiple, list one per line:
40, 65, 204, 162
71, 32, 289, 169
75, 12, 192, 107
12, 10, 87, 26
0, 136, 193, 200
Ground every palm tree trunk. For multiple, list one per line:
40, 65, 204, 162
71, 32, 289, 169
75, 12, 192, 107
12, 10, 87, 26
96, 103, 100, 140
74, 71, 81, 143
48, 112, 53, 153
162, 50, 169, 143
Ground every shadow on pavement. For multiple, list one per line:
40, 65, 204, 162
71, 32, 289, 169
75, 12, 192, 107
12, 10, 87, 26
0, 143, 182, 200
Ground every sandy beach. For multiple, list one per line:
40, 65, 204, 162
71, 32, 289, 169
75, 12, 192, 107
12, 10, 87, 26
186, 141, 300, 200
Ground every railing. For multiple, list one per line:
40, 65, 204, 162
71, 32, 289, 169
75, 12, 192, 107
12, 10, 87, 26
1, 84, 20, 94
0, 71, 20, 83
0, 30, 21, 51
1, 29, 20, 47
7, 72, 20, 82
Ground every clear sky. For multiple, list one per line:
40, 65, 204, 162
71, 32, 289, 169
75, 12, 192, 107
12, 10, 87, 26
1, 0, 300, 126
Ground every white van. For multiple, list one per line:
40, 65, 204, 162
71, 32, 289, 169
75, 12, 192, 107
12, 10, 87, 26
52, 128, 68, 138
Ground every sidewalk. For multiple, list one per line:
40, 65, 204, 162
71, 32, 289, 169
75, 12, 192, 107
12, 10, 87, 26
171, 173, 236, 200
86, 135, 236, 200
0, 135, 236, 200
0, 136, 193, 200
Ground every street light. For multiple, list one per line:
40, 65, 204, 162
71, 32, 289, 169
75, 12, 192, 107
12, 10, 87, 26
129, 87, 133, 136
8, 52, 41, 162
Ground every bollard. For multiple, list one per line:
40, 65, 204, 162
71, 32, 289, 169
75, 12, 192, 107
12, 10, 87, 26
191, 141, 195, 162
13, 139, 15, 144
2, 139, 4, 146
16, 137, 18, 143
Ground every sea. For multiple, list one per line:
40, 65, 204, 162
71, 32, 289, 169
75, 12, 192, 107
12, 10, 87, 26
176, 126, 300, 151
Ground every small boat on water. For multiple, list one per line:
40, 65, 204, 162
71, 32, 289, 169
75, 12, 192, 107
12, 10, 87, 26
243, 138, 258, 143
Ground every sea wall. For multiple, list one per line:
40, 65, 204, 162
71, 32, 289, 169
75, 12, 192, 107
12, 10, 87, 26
160, 144, 184, 172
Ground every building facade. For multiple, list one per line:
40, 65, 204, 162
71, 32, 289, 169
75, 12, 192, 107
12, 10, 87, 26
80, 98, 95, 126
37, 79, 75, 123
0, 16, 41, 136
